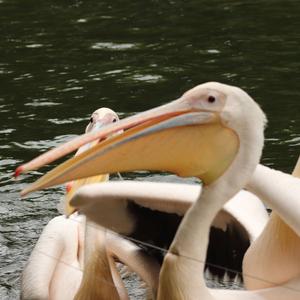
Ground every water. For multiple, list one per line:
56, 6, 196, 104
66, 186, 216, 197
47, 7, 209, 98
1, 0, 300, 298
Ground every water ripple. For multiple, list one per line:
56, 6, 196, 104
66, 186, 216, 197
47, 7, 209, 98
131, 74, 164, 83
25, 44, 44, 48
60, 86, 83, 92
12, 134, 77, 151
91, 42, 139, 51
0, 129, 15, 134
48, 118, 84, 125
25, 101, 61, 107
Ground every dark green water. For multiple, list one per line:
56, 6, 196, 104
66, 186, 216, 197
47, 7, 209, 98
1, 0, 300, 298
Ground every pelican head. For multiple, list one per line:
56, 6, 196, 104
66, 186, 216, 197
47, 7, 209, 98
85, 107, 119, 133
73, 107, 120, 157
18, 82, 266, 196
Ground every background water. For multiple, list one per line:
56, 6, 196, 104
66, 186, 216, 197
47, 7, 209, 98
1, 0, 300, 299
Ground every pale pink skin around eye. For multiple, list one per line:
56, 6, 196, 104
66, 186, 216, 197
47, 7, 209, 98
181, 87, 226, 112
85, 112, 119, 133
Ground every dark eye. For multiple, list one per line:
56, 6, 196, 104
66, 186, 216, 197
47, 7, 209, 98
89, 117, 93, 123
207, 96, 216, 103
112, 118, 117, 123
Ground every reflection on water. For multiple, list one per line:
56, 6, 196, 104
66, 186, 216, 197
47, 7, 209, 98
1, 0, 300, 298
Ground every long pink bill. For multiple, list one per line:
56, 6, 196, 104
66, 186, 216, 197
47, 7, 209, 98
15, 99, 188, 177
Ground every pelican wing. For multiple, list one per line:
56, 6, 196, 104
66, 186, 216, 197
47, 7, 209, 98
71, 181, 268, 280
247, 164, 300, 237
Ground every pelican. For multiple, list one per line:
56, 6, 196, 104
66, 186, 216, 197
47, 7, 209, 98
17, 82, 300, 298
66, 103, 300, 297
17, 97, 269, 283
21, 108, 160, 300
21, 107, 123, 300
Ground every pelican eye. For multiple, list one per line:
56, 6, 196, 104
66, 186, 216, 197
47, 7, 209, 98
89, 117, 93, 123
208, 96, 216, 103
112, 118, 117, 123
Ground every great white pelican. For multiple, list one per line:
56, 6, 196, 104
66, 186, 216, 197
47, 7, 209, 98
21, 108, 159, 300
